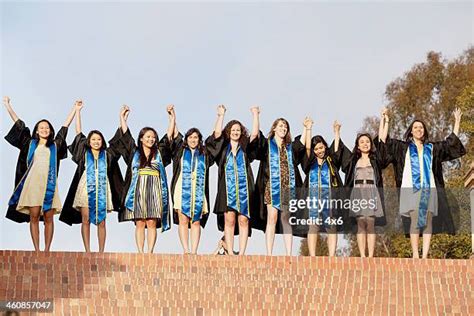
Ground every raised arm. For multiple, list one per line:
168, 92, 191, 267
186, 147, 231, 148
453, 108, 462, 136
249, 106, 260, 142
62, 101, 78, 128
120, 105, 130, 133
301, 117, 313, 157
300, 117, 311, 146
166, 104, 176, 141
301, 118, 314, 157
378, 107, 389, 143
213, 105, 226, 138
333, 120, 341, 152
173, 113, 179, 139
74, 100, 84, 135
3, 96, 19, 122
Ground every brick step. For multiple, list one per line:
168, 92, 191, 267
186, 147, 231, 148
1, 251, 473, 315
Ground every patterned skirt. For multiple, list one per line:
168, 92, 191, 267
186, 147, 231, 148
123, 167, 164, 220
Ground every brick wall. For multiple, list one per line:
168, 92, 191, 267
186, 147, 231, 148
1, 250, 473, 315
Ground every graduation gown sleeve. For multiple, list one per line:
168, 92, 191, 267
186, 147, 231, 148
108, 128, 137, 222
55, 126, 69, 160
60, 133, 88, 225
204, 132, 226, 166
5, 119, 31, 150
432, 132, 466, 162
158, 134, 173, 167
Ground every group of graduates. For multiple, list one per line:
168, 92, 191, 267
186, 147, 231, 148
3, 96, 466, 259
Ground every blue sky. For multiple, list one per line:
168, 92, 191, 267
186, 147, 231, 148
1, 1, 472, 254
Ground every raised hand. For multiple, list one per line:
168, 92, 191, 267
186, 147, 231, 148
217, 105, 226, 116
250, 106, 260, 115
167, 104, 176, 119
3, 96, 19, 122
74, 100, 84, 111
453, 108, 462, 122
333, 120, 341, 134
120, 105, 130, 121
303, 117, 313, 129
3, 96, 11, 108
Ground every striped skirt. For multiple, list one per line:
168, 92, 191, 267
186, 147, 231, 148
123, 167, 164, 221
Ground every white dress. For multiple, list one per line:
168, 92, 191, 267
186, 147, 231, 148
72, 170, 114, 212
399, 146, 438, 216
17, 144, 62, 215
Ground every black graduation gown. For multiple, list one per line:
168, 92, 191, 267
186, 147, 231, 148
170, 133, 215, 228
4, 119, 68, 223
204, 133, 258, 235
341, 139, 390, 229
385, 133, 466, 234
108, 128, 172, 225
59, 133, 124, 225
300, 140, 346, 233
251, 132, 305, 236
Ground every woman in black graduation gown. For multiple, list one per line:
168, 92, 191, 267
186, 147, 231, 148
59, 102, 124, 253
3, 96, 77, 251
108, 105, 175, 254
252, 114, 306, 256
340, 110, 390, 258
300, 120, 345, 257
384, 108, 466, 259
205, 105, 260, 255
169, 110, 217, 254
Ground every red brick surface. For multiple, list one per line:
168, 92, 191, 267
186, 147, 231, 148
0, 250, 473, 315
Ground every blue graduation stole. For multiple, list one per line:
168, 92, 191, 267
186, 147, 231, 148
125, 150, 170, 231
268, 137, 296, 210
86, 149, 108, 225
308, 159, 331, 226
409, 142, 433, 229
224, 144, 250, 217
181, 148, 207, 222
9, 140, 57, 211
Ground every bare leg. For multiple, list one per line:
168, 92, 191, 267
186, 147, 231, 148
327, 230, 338, 257
177, 210, 190, 253
356, 217, 367, 258
43, 209, 54, 252
29, 207, 41, 252
80, 207, 91, 253
422, 212, 433, 259
409, 211, 420, 259
307, 225, 318, 257
265, 206, 278, 255
366, 217, 376, 258
190, 220, 201, 254
146, 219, 157, 253
135, 220, 146, 253
280, 210, 293, 256
98, 220, 106, 253
238, 215, 249, 255
224, 211, 236, 256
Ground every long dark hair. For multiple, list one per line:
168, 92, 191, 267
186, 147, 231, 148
352, 133, 376, 159
223, 120, 249, 147
404, 119, 430, 143
85, 130, 107, 151
311, 135, 329, 159
183, 127, 205, 154
267, 118, 292, 146
137, 127, 159, 168
32, 119, 55, 147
